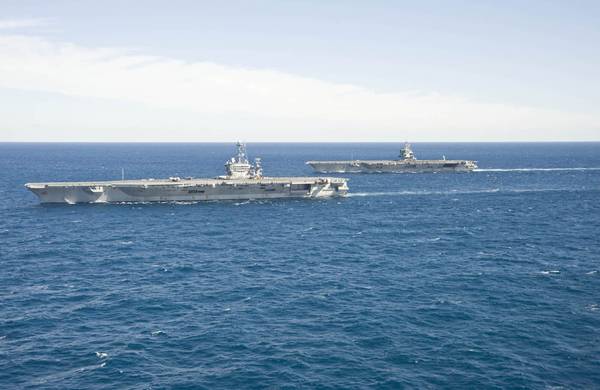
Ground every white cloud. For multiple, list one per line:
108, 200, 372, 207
0, 33, 598, 141
0, 18, 48, 30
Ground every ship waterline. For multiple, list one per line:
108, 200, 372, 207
25, 143, 349, 204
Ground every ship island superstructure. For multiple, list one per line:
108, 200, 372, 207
306, 143, 477, 173
25, 143, 349, 204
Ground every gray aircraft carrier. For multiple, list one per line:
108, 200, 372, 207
306, 143, 477, 173
25, 143, 349, 204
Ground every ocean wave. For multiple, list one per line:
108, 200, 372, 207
540, 270, 560, 275
95, 352, 108, 359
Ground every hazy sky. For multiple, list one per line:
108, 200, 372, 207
1, 0, 599, 141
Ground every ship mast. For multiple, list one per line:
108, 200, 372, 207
235, 141, 249, 164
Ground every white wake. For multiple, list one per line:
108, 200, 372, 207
474, 167, 600, 172
347, 187, 598, 198
347, 189, 501, 197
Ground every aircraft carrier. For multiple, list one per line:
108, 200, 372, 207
306, 143, 477, 173
25, 143, 349, 204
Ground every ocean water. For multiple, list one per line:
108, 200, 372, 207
1, 142, 599, 389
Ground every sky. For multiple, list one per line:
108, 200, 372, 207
1, 0, 599, 141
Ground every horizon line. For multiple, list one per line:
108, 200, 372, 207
1, 140, 599, 144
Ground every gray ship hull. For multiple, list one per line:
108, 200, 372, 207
25, 177, 348, 204
306, 159, 477, 173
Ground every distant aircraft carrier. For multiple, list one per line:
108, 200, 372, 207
306, 143, 477, 173
25, 143, 349, 204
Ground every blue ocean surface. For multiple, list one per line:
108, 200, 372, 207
1, 142, 599, 389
